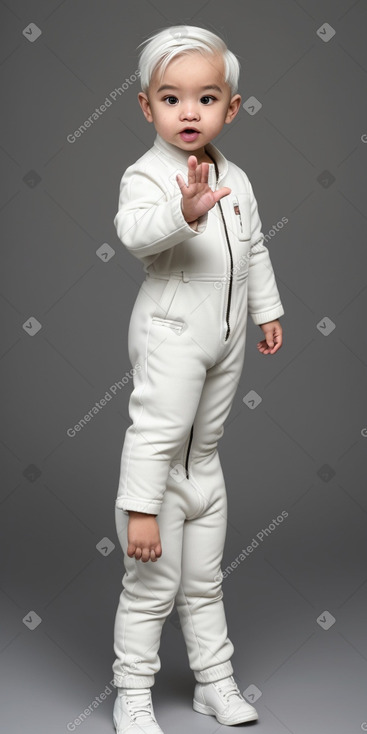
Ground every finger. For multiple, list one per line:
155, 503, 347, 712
200, 162, 209, 183
187, 155, 197, 185
127, 543, 136, 557
193, 160, 203, 184
274, 332, 283, 348
269, 340, 282, 353
176, 173, 186, 191
258, 340, 280, 354
267, 331, 282, 351
141, 547, 151, 562
257, 341, 269, 354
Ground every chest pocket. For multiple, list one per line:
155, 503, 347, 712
231, 193, 251, 241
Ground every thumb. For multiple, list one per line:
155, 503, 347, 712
214, 187, 231, 202
265, 331, 274, 348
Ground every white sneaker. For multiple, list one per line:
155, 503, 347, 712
113, 688, 164, 733
193, 674, 258, 725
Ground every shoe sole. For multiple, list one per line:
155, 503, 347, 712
193, 698, 258, 724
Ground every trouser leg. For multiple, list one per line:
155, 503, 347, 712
112, 482, 188, 688
175, 494, 235, 683
174, 310, 248, 683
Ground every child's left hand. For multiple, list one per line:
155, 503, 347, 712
256, 319, 283, 354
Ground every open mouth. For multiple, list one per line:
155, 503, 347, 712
180, 129, 200, 140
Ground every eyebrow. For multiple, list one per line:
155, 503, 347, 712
156, 84, 223, 94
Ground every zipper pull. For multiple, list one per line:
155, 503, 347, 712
233, 198, 243, 232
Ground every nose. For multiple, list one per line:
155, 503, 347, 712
180, 104, 199, 121
180, 113, 199, 124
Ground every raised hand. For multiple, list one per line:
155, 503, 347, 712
176, 155, 231, 224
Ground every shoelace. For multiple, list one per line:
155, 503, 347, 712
124, 691, 156, 723
213, 675, 243, 703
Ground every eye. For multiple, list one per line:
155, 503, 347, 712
163, 96, 178, 105
162, 95, 217, 105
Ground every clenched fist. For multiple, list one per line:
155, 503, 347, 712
127, 511, 162, 562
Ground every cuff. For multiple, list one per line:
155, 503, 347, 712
115, 496, 161, 515
194, 660, 234, 684
250, 303, 285, 326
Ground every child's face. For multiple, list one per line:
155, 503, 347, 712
138, 51, 241, 161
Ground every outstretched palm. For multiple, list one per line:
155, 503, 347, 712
176, 155, 231, 223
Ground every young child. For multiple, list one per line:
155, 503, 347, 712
112, 24, 284, 733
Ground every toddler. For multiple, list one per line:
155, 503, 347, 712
112, 24, 284, 733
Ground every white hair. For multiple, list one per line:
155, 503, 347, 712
137, 25, 241, 98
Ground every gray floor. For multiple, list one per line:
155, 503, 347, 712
1, 0, 367, 732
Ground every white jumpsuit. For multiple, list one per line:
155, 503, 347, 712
112, 132, 285, 689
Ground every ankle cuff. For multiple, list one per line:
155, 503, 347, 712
113, 674, 155, 688
118, 687, 151, 696
194, 660, 233, 684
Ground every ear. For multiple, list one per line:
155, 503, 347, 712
225, 94, 241, 124
138, 92, 153, 122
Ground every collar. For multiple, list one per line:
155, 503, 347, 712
152, 132, 228, 185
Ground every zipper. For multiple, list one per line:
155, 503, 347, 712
185, 424, 194, 478
184, 162, 233, 477
212, 159, 233, 342
217, 197, 233, 341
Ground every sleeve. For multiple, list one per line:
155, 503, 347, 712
247, 179, 285, 326
113, 164, 208, 260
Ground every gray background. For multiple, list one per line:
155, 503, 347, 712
1, 0, 367, 732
